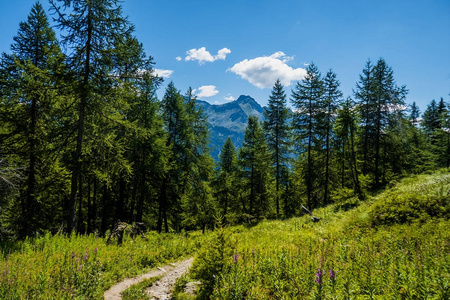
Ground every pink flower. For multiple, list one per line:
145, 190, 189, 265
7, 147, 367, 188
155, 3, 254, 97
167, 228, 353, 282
233, 254, 239, 263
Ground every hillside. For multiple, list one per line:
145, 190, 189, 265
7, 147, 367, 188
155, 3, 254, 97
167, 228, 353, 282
182, 169, 450, 299
197, 95, 265, 159
1, 170, 448, 299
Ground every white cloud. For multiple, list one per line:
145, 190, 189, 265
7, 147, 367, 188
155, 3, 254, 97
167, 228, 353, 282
153, 68, 173, 78
184, 47, 231, 64
229, 52, 306, 89
224, 94, 235, 101
194, 85, 219, 98
216, 48, 232, 60
176, 56, 182, 61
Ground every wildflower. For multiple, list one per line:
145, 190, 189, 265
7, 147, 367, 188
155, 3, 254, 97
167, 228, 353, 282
233, 254, 239, 263
84, 252, 88, 261
329, 268, 336, 280
94, 247, 98, 254
78, 265, 82, 271
316, 268, 322, 284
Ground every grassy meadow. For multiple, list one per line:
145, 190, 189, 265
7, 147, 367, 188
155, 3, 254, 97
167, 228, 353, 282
187, 170, 450, 299
0, 231, 202, 299
1, 169, 449, 299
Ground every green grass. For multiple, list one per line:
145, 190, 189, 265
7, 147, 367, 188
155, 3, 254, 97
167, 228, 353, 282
121, 276, 160, 300
0, 231, 203, 299
1, 170, 449, 299
191, 169, 450, 299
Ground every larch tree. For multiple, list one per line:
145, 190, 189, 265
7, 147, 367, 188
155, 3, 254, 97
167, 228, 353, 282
50, 0, 135, 232
263, 79, 291, 217
239, 116, 274, 219
321, 70, 342, 205
334, 97, 362, 198
0, 2, 69, 236
291, 63, 324, 209
215, 137, 239, 221
355, 58, 407, 187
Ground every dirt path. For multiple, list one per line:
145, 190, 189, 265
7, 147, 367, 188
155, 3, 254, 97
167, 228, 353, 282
103, 257, 193, 300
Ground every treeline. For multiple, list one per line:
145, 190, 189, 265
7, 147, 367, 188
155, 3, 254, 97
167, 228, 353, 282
0, 1, 449, 238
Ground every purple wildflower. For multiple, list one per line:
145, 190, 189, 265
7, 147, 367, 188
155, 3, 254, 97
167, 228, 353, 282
329, 268, 336, 280
94, 247, 98, 254
78, 264, 82, 271
233, 254, 239, 263
316, 268, 323, 284
84, 252, 88, 261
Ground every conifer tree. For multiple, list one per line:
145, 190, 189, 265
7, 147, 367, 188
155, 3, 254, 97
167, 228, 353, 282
322, 70, 342, 204
334, 97, 362, 198
51, 0, 134, 232
159, 82, 187, 232
180, 87, 215, 232
0, 3, 69, 236
355, 58, 407, 187
263, 79, 291, 217
410, 101, 421, 126
215, 137, 239, 220
291, 63, 324, 209
239, 116, 274, 219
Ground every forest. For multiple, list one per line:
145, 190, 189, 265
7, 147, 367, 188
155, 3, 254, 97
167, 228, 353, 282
0, 0, 449, 240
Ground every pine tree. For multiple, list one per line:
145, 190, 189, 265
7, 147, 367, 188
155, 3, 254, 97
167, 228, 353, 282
410, 101, 421, 126
321, 70, 342, 204
239, 116, 274, 219
263, 79, 291, 217
51, 0, 134, 232
159, 82, 187, 232
180, 87, 216, 232
291, 63, 324, 209
354, 59, 374, 176
355, 58, 407, 187
0, 3, 69, 236
334, 97, 362, 198
215, 137, 239, 220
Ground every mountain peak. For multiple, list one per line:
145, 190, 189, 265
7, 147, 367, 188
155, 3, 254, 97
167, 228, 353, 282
236, 95, 257, 105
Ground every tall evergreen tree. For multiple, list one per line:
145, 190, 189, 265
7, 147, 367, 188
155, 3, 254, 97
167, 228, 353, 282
239, 116, 274, 219
334, 97, 362, 198
180, 87, 215, 232
291, 63, 324, 209
159, 82, 187, 232
50, 0, 134, 232
410, 101, 421, 126
263, 79, 291, 217
214, 137, 239, 220
422, 99, 439, 136
0, 2, 69, 236
354, 59, 374, 176
355, 58, 407, 187
321, 70, 342, 204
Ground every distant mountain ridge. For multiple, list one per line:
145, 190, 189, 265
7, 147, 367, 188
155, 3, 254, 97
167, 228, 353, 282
197, 95, 265, 160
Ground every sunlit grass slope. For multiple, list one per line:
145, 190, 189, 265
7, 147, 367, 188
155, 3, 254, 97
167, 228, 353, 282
194, 170, 449, 299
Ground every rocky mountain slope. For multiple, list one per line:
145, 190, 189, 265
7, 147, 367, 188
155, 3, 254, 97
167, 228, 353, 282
196, 95, 265, 160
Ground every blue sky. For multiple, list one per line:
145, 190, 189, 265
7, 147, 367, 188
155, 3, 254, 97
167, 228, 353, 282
1, 0, 449, 112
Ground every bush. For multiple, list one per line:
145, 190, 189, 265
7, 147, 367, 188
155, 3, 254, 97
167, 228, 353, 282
190, 226, 236, 298
368, 171, 450, 225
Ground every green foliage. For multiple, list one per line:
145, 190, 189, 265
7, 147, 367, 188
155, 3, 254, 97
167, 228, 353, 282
0, 231, 200, 299
369, 170, 450, 225
208, 170, 450, 299
190, 226, 236, 298
264, 79, 292, 217
121, 277, 159, 300
239, 116, 275, 219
